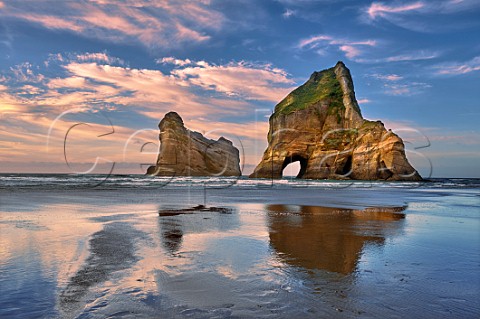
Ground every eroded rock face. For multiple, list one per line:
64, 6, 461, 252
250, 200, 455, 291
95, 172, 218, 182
250, 61, 422, 181
147, 112, 241, 177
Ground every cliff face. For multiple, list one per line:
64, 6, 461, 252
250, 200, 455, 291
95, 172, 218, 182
147, 112, 241, 177
250, 61, 422, 181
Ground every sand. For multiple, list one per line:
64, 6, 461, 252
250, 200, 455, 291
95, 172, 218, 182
0, 184, 479, 318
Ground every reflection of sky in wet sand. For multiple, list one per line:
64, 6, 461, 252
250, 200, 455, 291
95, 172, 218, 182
0, 202, 157, 318
59, 222, 147, 317
1, 193, 479, 318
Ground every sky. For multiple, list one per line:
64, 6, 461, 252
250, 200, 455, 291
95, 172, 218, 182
0, 0, 479, 178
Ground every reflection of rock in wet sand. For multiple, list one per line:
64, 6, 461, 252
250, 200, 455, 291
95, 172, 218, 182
267, 205, 406, 274
59, 222, 143, 313
157, 206, 239, 254
160, 220, 184, 254
159, 205, 233, 216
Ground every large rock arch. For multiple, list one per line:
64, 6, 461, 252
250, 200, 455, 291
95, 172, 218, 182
250, 62, 422, 181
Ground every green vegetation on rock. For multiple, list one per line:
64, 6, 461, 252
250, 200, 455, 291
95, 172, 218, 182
360, 120, 383, 131
274, 67, 344, 116
323, 129, 358, 149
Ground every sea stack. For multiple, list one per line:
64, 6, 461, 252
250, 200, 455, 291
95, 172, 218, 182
147, 112, 241, 177
250, 61, 422, 181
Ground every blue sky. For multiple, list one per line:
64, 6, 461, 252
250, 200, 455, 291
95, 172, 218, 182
0, 0, 479, 177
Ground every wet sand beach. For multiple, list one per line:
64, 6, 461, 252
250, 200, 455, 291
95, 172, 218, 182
1, 179, 479, 318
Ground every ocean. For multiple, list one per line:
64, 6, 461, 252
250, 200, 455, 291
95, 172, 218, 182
0, 174, 479, 318
2, 174, 480, 190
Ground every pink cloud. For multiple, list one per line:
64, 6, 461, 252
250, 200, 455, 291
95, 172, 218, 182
9, 62, 45, 83
384, 74, 403, 81
77, 3, 147, 36
339, 45, 361, 59
298, 34, 377, 60
387, 85, 410, 95
3, 0, 223, 48
60, 62, 215, 117
434, 56, 480, 75
367, 1, 425, 19
0, 111, 151, 169
47, 76, 86, 89
370, 73, 403, 81
363, 1, 479, 32
0, 54, 296, 172
297, 35, 332, 49
331, 39, 377, 46
3, 53, 293, 119
168, 59, 295, 102
174, 22, 210, 42
357, 98, 371, 104
18, 85, 43, 95
12, 13, 85, 32
186, 119, 269, 141
0, 91, 31, 113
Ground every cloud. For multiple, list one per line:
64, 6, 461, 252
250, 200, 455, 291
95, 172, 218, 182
354, 50, 440, 64
185, 119, 269, 141
2, 0, 223, 49
297, 34, 377, 60
384, 82, 431, 96
2, 53, 293, 118
174, 22, 210, 42
357, 98, 371, 104
11, 13, 86, 32
0, 111, 151, 170
61, 62, 216, 117
433, 56, 480, 75
282, 9, 296, 18
0, 53, 294, 172
427, 133, 480, 145
9, 62, 45, 83
367, 1, 425, 20
363, 0, 480, 32
43, 52, 125, 68
165, 58, 295, 101
18, 85, 43, 95
436, 0, 480, 13
369, 73, 403, 81
339, 45, 361, 59
76, 52, 125, 65
157, 57, 193, 66
366, 72, 431, 95
297, 35, 332, 49
385, 51, 440, 62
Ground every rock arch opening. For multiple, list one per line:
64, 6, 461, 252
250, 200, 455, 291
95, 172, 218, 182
336, 155, 352, 176
281, 155, 308, 178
